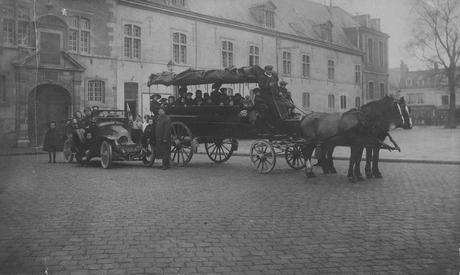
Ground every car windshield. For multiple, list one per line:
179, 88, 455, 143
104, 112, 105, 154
93, 110, 126, 119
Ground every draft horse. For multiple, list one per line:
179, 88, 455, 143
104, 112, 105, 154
299, 96, 410, 182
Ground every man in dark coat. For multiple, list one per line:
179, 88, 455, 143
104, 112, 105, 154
150, 94, 162, 114
142, 117, 155, 149
43, 121, 61, 163
210, 83, 223, 105
155, 107, 171, 169
82, 131, 99, 163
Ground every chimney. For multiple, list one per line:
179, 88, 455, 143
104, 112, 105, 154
353, 14, 370, 27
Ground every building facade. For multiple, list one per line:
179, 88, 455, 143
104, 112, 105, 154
390, 61, 460, 125
0, 0, 388, 147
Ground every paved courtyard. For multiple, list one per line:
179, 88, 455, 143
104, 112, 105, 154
0, 153, 459, 274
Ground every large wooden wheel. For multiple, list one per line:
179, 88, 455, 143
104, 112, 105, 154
170, 121, 193, 166
100, 141, 113, 169
63, 138, 74, 163
285, 144, 305, 170
205, 138, 236, 163
249, 140, 276, 174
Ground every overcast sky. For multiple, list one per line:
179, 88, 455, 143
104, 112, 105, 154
312, 0, 424, 70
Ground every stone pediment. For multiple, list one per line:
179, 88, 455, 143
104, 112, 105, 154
13, 51, 85, 72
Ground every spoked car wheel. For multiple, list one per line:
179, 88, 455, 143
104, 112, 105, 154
205, 138, 236, 163
142, 144, 155, 167
249, 140, 276, 174
63, 138, 74, 163
170, 121, 193, 166
100, 141, 113, 169
285, 145, 305, 170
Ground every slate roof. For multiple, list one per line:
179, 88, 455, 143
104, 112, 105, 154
187, 0, 361, 50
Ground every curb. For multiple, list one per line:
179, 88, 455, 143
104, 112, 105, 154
0, 151, 46, 157
196, 152, 460, 166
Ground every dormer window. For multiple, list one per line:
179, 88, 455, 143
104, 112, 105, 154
314, 21, 333, 43
265, 10, 275, 28
250, 1, 276, 29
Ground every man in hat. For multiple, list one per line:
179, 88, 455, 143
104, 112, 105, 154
257, 65, 282, 125
210, 83, 223, 105
278, 80, 295, 118
150, 94, 162, 114
154, 107, 171, 170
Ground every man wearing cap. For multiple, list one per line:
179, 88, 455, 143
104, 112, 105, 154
257, 65, 283, 124
150, 94, 162, 114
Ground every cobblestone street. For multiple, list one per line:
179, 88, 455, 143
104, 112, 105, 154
1, 154, 459, 274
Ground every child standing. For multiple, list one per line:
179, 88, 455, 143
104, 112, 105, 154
43, 121, 60, 163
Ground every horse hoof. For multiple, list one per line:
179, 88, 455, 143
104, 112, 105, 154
357, 176, 364, 181
330, 168, 337, 174
366, 173, 373, 179
348, 177, 356, 183
323, 170, 330, 174
373, 172, 382, 178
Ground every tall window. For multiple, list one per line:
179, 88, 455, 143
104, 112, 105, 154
173, 32, 187, 64
282, 51, 291, 75
441, 95, 449, 105
302, 92, 310, 108
408, 93, 424, 104
222, 40, 233, 68
88, 80, 105, 103
1, 5, 31, 46
302, 55, 310, 78
355, 64, 361, 84
327, 60, 335, 81
265, 10, 275, 28
67, 16, 90, 53
380, 83, 385, 98
340, 95, 347, 109
0, 75, 5, 102
367, 38, 373, 64
124, 24, 141, 59
249, 45, 259, 66
368, 81, 374, 100
355, 96, 361, 108
328, 94, 335, 109
379, 41, 384, 66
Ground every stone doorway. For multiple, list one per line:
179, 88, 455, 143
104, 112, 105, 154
28, 84, 71, 146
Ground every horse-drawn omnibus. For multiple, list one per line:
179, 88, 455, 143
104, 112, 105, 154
148, 65, 306, 174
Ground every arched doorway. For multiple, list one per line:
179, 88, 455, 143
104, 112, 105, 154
28, 84, 71, 146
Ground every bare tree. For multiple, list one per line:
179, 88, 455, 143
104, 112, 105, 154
407, 0, 460, 128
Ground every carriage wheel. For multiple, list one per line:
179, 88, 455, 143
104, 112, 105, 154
100, 141, 113, 169
63, 138, 74, 163
142, 144, 155, 167
285, 145, 305, 170
249, 140, 276, 174
170, 121, 193, 166
205, 138, 236, 163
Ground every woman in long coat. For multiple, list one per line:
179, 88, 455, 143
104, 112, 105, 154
155, 107, 171, 169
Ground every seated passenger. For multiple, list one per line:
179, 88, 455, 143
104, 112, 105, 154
193, 90, 204, 106
210, 83, 222, 105
185, 92, 193, 106
233, 93, 244, 109
220, 88, 229, 106
227, 95, 234, 106
242, 95, 254, 108
204, 97, 214, 106
175, 86, 187, 106
167, 96, 176, 108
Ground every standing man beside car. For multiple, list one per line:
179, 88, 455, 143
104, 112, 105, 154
155, 107, 171, 170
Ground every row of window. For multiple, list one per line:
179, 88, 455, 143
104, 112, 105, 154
367, 81, 386, 100
301, 92, 360, 110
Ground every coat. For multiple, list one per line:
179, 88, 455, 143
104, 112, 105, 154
43, 128, 61, 152
142, 124, 156, 147
154, 114, 171, 159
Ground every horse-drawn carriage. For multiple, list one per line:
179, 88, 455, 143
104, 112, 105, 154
149, 65, 413, 180
148, 65, 307, 174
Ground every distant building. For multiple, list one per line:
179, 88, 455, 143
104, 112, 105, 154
390, 61, 460, 125
0, 0, 389, 147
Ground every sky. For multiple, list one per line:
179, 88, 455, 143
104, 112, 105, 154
312, 0, 424, 70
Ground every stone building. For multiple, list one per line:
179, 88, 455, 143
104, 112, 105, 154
0, 0, 388, 147
389, 61, 460, 125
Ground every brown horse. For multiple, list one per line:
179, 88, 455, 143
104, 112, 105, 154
300, 96, 408, 181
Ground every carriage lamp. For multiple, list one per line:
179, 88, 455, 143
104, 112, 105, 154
167, 60, 174, 72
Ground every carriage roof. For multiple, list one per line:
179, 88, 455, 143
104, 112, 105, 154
147, 65, 264, 86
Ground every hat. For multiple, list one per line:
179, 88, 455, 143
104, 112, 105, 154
152, 93, 161, 99
279, 80, 288, 86
264, 65, 274, 71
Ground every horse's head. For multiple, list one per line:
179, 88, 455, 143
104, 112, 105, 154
398, 96, 413, 129
361, 95, 405, 130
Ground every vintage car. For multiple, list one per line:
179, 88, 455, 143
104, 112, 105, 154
66, 110, 154, 168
